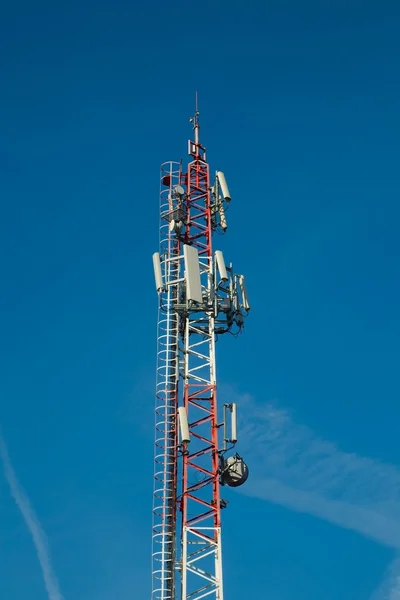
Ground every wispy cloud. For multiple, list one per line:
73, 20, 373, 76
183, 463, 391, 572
219, 387, 400, 599
370, 557, 400, 600
0, 432, 64, 600
230, 390, 400, 549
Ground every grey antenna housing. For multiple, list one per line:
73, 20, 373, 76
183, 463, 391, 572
174, 184, 185, 197
183, 244, 202, 303
221, 454, 249, 487
152, 252, 164, 292
216, 171, 231, 202
215, 250, 228, 282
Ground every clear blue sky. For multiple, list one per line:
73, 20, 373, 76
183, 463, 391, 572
1, 1, 400, 599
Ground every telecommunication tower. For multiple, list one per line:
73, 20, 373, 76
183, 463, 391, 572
152, 99, 250, 600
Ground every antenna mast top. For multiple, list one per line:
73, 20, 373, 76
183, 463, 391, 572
190, 91, 200, 147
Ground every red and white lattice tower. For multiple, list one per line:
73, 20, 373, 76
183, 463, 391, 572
152, 99, 250, 600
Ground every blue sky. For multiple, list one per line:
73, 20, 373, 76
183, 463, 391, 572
1, 0, 400, 598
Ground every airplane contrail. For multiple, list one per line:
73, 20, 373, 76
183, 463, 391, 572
219, 386, 400, 599
370, 556, 400, 600
0, 432, 64, 600
232, 391, 400, 549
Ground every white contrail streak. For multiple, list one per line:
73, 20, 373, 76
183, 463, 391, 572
370, 557, 400, 600
231, 390, 400, 549
0, 433, 64, 600
219, 387, 400, 598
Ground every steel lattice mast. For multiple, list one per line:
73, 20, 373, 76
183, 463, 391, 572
152, 100, 250, 600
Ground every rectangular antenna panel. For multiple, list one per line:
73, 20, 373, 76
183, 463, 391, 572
238, 274, 250, 311
184, 245, 202, 303
215, 250, 228, 281
231, 403, 237, 443
178, 406, 190, 444
216, 171, 231, 202
188, 141, 196, 156
152, 252, 164, 292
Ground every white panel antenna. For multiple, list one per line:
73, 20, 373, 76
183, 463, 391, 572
215, 250, 228, 282
178, 406, 190, 444
216, 171, 231, 202
230, 403, 237, 443
183, 244, 202, 303
238, 274, 250, 311
152, 253, 164, 292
